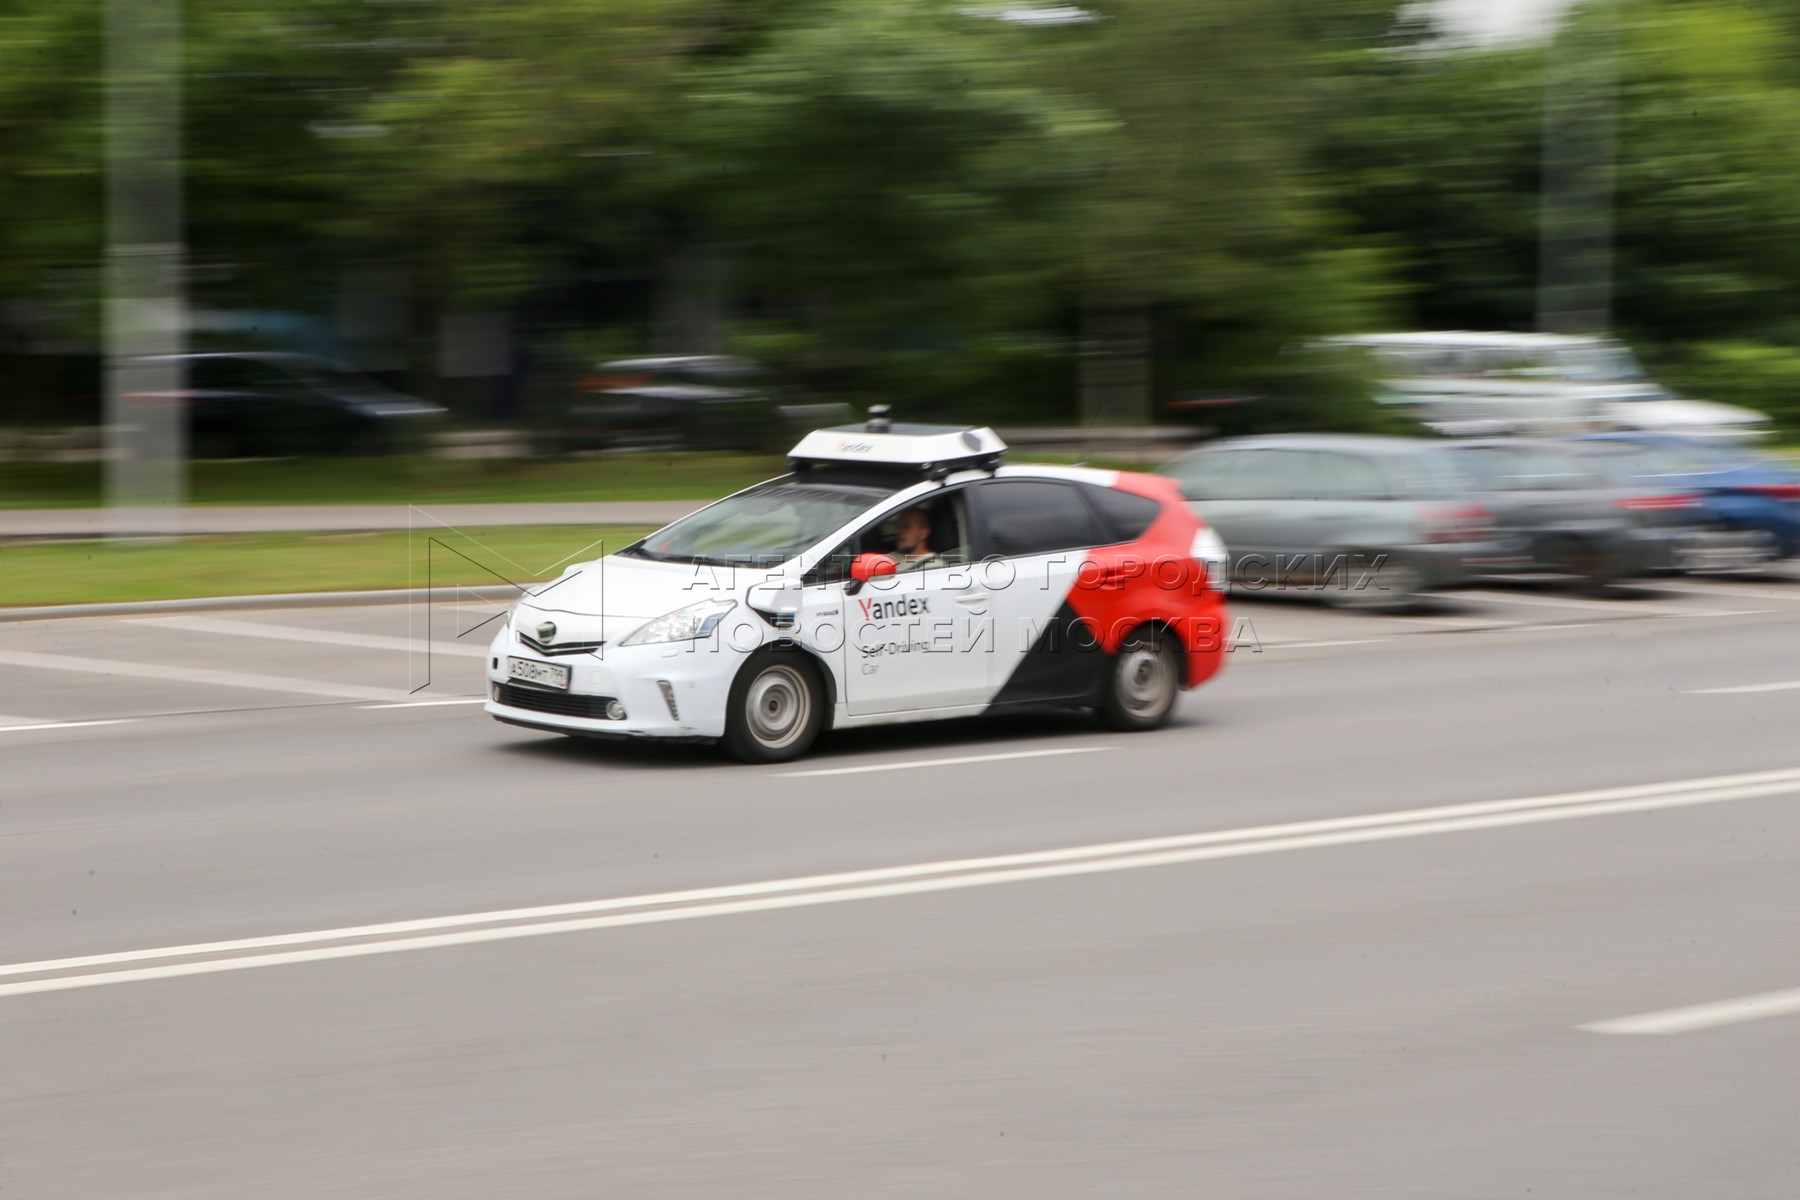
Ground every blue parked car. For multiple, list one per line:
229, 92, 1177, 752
1565, 433, 1800, 562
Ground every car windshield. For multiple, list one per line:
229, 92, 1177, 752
1574, 442, 1709, 478
1388, 448, 1471, 496
291, 362, 384, 393
622, 478, 895, 568
1554, 343, 1645, 383
1633, 439, 1784, 471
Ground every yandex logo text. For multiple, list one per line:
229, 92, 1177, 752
857, 596, 932, 621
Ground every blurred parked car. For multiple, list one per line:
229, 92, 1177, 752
143, 352, 444, 458
1329, 332, 1772, 443
1437, 438, 1679, 587
1159, 434, 1517, 610
1564, 433, 1800, 567
560, 355, 771, 451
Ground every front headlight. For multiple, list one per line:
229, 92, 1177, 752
620, 598, 738, 646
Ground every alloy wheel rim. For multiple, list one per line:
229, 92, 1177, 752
1120, 645, 1174, 713
747, 665, 809, 748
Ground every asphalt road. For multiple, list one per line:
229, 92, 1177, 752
4, 574, 1800, 1198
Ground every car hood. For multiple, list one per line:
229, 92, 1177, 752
510, 554, 782, 641
1602, 395, 1767, 430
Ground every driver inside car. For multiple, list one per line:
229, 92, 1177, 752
890, 506, 947, 572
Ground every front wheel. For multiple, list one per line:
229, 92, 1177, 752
722, 650, 826, 763
1100, 626, 1181, 732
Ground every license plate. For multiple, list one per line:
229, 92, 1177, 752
507, 656, 570, 690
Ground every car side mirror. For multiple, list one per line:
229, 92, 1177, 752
845, 552, 897, 596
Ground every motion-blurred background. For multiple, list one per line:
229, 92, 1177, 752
10, 0, 1800, 454
10, 0, 1800, 611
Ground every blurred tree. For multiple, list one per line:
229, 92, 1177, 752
1055, 0, 1409, 422
677, 0, 1102, 422
0, 4, 103, 325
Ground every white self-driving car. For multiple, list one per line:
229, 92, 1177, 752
486, 412, 1231, 762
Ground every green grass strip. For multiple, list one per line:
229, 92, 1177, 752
0, 525, 655, 607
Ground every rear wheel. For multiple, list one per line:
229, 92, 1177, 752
722, 650, 825, 763
1548, 536, 1623, 594
1324, 550, 1423, 612
1100, 626, 1181, 732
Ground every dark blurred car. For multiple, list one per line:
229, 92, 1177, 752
1159, 434, 1517, 610
146, 352, 445, 458
1437, 438, 1682, 587
1564, 434, 1800, 568
561, 355, 771, 451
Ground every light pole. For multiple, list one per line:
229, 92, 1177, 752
105, 0, 186, 539
1537, 0, 1618, 335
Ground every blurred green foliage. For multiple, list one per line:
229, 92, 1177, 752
8, 0, 1800, 432
1661, 341, 1800, 429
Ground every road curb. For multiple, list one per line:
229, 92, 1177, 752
0, 585, 524, 622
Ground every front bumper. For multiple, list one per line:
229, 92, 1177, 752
484, 629, 746, 740
1666, 527, 1782, 572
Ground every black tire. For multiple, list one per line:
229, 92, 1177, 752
1100, 625, 1181, 732
1548, 536, 1623, 594
722, 649, 826, 764
339, 423, 391, 457
190, 426, 244, 460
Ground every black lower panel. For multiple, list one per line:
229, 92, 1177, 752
494, 682, 619, 720
986, 600, 1111, 709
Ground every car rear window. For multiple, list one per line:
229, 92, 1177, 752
1081, 484, 1162, 542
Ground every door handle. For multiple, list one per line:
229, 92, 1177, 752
955, 592, 990, 606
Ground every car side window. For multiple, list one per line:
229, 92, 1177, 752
1079, 483, 1162, 542
974, 480, 1110, 558
1446, 447, 1503, 491
1174, 449, 1314, 501
246, 363, 310, 395
1166, 451, 1235, 501
1310, 452, 1392, 501
193, 359, 257, 391
1240, 450, 1313, 500
804, 490, 971, 585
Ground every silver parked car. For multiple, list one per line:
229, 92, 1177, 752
1159, 435, 1519, 609
1436, 438, 1657, 588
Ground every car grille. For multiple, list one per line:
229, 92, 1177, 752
517, 632, 605, 657
493, 682, 621, 720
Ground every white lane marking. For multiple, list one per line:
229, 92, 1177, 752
130, 615, 488, 658
1263, 639, 1386, 650
360, 697, 488, 709
0, 719, 135, 734
1459, 590, 1762, 618
7, 764, 1800, 998
1397, 616, 1507, 629
1583, 987, 1800, 1035
1688, 680, 1800, 695
777, 746, 1111, 778
0, 648, 412, 703
1634, 582, 1800, 603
